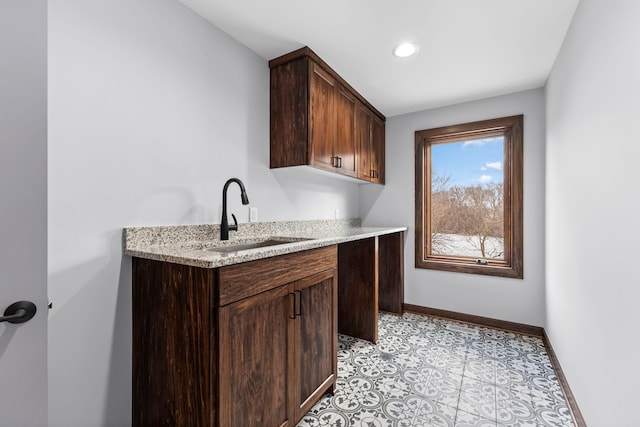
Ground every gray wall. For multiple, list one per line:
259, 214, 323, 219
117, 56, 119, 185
545, 0, 640, 424
0, 0, 48, 425
49, 0, 640, 424
48, 0, 359, 425
361, 89, 547, 326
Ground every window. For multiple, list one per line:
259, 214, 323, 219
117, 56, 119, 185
415, 115, 523, 278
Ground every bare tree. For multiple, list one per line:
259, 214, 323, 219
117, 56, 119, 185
429, 171, 504, 258
460, 183, 504, 258
430, 171, 455, 254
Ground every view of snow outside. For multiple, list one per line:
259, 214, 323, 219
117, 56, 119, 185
431, 233, 505, 259
430, 137, 505, 260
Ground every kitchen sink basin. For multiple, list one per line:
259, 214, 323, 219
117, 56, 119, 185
203, 237, 310, 253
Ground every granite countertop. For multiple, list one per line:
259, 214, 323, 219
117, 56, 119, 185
123, 219, 407, 268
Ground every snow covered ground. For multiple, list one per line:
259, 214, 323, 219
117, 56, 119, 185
431, 233, 504, 259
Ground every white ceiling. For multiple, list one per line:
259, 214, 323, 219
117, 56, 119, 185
178, 0, 580, 117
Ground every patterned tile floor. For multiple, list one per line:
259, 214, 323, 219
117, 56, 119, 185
297, 312, 574, 427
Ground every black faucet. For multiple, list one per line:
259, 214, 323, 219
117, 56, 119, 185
220, 178, 250, 240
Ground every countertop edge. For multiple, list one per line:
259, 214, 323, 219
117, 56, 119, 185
124, 226, 407, 268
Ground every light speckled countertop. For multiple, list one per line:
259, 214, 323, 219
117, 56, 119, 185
123, 219, 407, 268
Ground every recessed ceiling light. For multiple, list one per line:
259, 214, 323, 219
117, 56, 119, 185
393, 42, 419, 58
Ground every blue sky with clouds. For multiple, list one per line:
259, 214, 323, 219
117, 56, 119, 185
431, 136, 504, 187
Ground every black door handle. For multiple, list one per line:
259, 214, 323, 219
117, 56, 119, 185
0, 301, 37, 324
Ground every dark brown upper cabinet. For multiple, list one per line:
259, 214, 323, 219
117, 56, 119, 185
269, 46, 385, 184
356, 103, 385, 184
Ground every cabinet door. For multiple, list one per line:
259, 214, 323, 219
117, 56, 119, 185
356, 102, 385, 183
370, 114, 385, 184
335, 85, 358, 177
356, 102, 373, 181
293, 268, 338, 419
218, 285, 295, 427
309, 62, 336, 170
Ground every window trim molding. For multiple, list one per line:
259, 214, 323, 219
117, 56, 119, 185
415, 115, 523, 279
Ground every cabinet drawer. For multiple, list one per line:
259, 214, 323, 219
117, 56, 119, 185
217, 245, 337, 306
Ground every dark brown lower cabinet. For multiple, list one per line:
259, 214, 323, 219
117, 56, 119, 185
218, 269, 337, 426
132, 246, 338, 427
294, 270, 338, 416
218, 284, 292, 426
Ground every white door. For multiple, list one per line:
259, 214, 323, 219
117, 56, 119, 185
0, 1, 48, 426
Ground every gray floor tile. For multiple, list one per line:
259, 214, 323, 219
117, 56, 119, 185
296, 313, 575, 427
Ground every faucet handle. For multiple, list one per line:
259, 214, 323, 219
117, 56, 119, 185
230, 213, 238, 231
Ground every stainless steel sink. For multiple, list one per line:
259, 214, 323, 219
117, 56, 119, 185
203, 237, 310, 253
